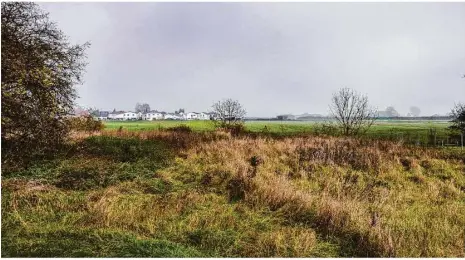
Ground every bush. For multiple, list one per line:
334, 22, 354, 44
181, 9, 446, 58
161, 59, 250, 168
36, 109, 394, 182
68, 116, 105, 132
217, 123, 246, 136
166, 125, 192, 133
1, 3, 89, 166
80, 136, 173, 164
313, 122, 340, 136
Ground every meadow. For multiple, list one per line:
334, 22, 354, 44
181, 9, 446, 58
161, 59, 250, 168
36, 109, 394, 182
2, 120, 464, 257
105, 119, 453, 145
104, 119, 451, 133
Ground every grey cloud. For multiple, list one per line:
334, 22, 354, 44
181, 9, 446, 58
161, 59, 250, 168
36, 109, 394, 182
41, 2, 465, 117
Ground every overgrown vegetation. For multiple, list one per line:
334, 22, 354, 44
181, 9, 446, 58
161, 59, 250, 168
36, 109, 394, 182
68, 115, 105, 133
2, 129, 464, 257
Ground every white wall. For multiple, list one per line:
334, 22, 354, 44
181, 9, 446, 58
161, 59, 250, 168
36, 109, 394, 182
123, 112, 138, 120
197, 113, 210, 120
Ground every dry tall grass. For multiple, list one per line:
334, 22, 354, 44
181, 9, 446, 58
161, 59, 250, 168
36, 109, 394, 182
155, 134, 465, 257
3, 130, 464, 257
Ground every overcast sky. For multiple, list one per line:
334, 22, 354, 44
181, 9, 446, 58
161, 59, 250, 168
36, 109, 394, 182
41, 2, 465, 117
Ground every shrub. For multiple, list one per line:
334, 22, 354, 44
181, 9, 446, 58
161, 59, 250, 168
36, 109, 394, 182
218, 123, 246, 136
1, 3, 89, 167
166, 124, 192, 133
80, 136, 173, 164
313, 122, 341, 137
68, 116, 105, 132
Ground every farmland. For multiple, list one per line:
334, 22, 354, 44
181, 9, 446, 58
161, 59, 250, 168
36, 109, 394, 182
104, 119, 451, 133
2, 120, 465, 257
104, 120, 454, 145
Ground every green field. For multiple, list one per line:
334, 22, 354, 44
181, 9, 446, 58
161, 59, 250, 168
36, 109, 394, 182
103, 120, 454, 144
104, 119, 450, 131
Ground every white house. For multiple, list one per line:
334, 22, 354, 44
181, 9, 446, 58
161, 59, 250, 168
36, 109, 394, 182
197, 112, 210, 120
207, 112, 219, 120
106, 109, 214, 121
123, 112, 138, 120
176, 112, 185, 119
164, 113, 183, 120
143, 111, 164, 120
108, 111, 125, 120
185, 112, 199, 120
96, 111, 109, 120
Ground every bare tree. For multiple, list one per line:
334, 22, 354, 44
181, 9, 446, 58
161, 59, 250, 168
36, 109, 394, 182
385, 106, 400, 117
135, 103, 150, 113
86, 107, 100, 117
409, 106, 421, 117
211, 99, 246, 126
329, 88, 377, 136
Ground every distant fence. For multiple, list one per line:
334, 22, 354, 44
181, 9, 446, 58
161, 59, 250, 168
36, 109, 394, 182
245, 116, 454, 121
253, 122, 463, 150
361, 128, 464, 150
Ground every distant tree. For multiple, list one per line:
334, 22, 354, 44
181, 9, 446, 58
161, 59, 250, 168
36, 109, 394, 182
385, 106, 400, 117
449, 103, 465, 135
135, 103, 150, 113
142, 103, 151, 113
329, 88, 377, 136
87, 107, 100, 117
1, 2, 89, 166
409, 106, 421, 117
175, 108, 185, 114
211, 99, 246, 126
72, 106, 90, 117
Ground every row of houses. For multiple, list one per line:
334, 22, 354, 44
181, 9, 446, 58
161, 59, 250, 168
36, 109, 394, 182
96, 110, 216, 121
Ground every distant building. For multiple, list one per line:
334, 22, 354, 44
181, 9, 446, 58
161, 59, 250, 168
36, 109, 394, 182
277, 114, 296, 120
143, 111, 164, 120
106, 108, 216, 121
185, 112, 199, 120
123, 112, 138, 120
108, 111, 125, 120
197, 112, 210, 120
97, 111, 109, 120
377, 111, 390, 118
206, 112, 218, 120
164, 113, 183, 120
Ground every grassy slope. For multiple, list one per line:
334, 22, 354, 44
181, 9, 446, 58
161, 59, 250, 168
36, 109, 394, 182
2, 130, 464, 257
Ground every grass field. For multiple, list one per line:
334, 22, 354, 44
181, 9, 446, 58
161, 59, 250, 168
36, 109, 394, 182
103, 119, 451, 132
104, 120, 454, 144
2, 120, 464, 257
